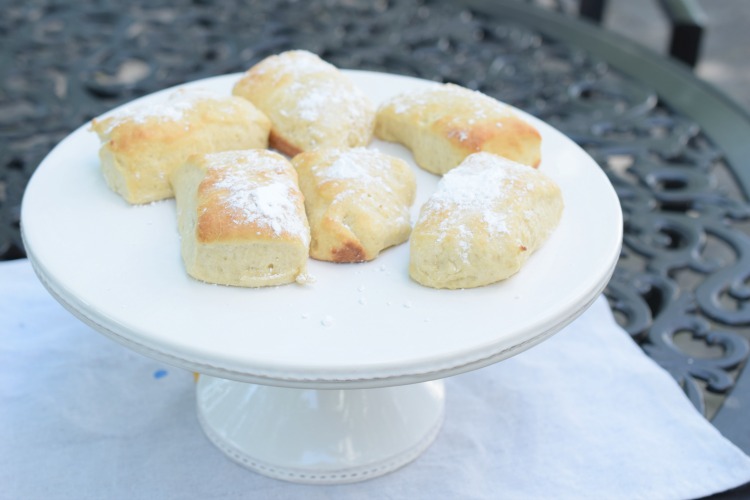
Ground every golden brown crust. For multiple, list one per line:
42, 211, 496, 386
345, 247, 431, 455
269, 130, 303, 157
438, 114, 542, 168
330, 240, 367, 263
375, 83, 541, 175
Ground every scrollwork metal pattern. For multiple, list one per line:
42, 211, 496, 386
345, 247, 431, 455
1, 0, 749, 419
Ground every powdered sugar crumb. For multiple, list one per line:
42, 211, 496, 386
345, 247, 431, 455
295, 273, 316, 285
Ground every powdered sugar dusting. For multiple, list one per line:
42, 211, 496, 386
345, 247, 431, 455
225, 183, 291, 234
324, 151, 367, 180
259, 50, 336, 80
294, 80, 342, 122
421, 153, 538, 253
316, 148, 375, 179
205, 151, 309, 244
254, 50, 371, 126
289, 78, 371, 125
99, 88, 226, 135
312, 148, 396, 195
384, 83, 512, 119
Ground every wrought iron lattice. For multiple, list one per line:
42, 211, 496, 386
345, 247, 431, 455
2, 0, 749, 422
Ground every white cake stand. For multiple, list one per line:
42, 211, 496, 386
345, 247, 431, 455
21, 71, 622, 484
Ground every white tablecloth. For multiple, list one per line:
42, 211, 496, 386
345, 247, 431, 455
2, 258, 749, 499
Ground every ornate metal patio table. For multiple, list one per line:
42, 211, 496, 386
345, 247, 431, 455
2, 0, 749, 496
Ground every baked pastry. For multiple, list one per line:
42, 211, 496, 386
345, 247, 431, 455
292, 148, 416, 262
375, 83, 541, 175
232, 50, 375, 156
409, 152, 563, 289
170, 149, 310, 287
91, 89, 271, 204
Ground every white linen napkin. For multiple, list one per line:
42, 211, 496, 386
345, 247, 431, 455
2, 258, 749, 499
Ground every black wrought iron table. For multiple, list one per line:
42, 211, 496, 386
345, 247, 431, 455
2, 0, 749, 497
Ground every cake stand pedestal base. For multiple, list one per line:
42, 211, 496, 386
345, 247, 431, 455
196, 375, 446, 484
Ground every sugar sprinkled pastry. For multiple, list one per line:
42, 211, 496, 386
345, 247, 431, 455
170, 149, 310, 287
293, 148, 416, 263
90, 89, 271, 204
232, 50, 375, 156
409, 152, 563, 289
375, 83, 541, 175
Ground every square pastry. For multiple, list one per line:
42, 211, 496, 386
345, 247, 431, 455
170, 149, 310, 287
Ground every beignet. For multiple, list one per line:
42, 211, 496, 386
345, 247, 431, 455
375, 83, 541, 175
91, 89, 271, 204
293, 148, 416, 263
170, 149, 310, 287
409, 152, 562, 289
232, 50, 375, 156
